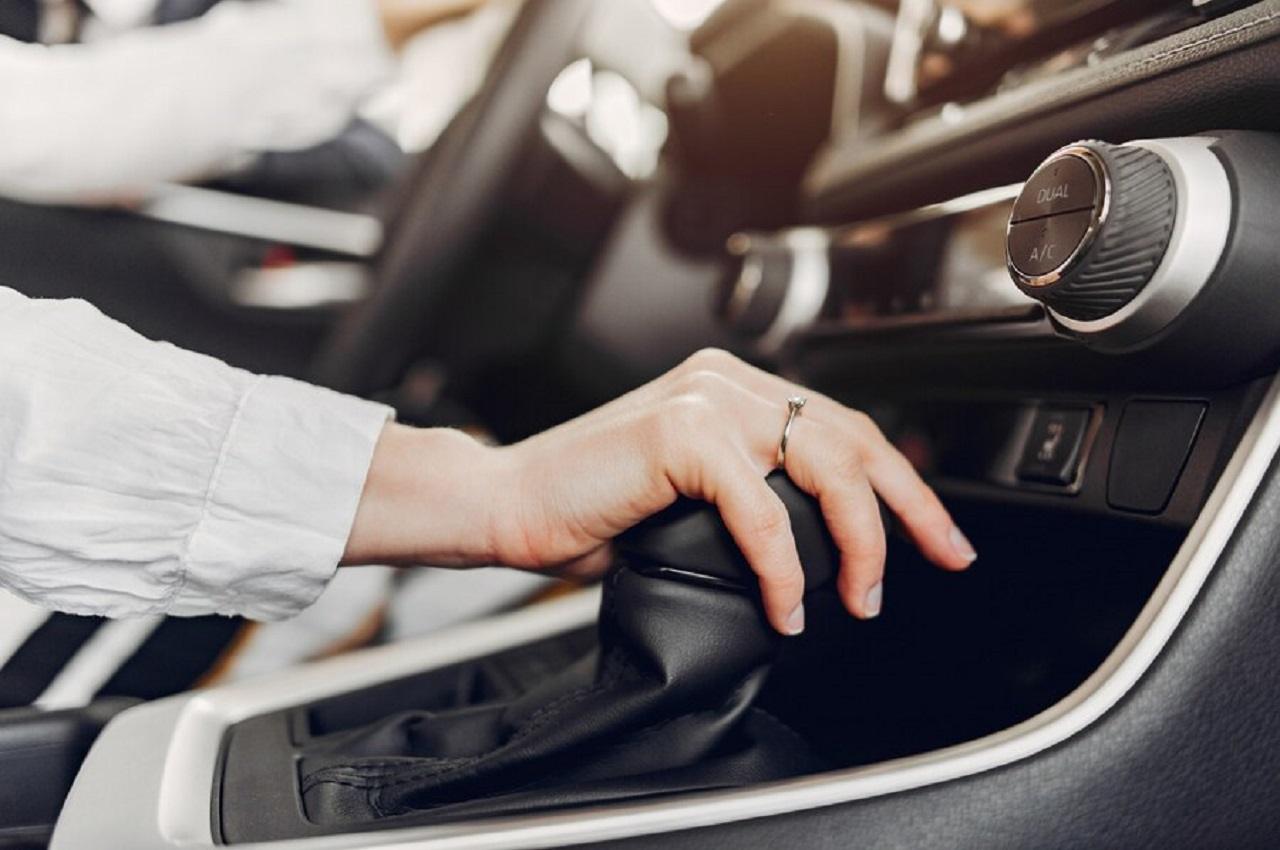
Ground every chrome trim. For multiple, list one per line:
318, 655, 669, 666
0, 591, 50, 669
134, 184, 385, 258
884, 0, 933, 104
54, 375, 1280, 848
758, 228, 830, 354
52, 590, 603, 850
1005, 145, 1111, 290
229, 262, 371, 311
1050, 137, 1233, 350
830, 182, 1022, 247
35, 615, 164, 710
722, 233, 765, 326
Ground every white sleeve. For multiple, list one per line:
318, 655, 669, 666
0, 0, 395, 203
0, 286, 393, 620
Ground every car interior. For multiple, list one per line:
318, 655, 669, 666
4, 0, 1280, 847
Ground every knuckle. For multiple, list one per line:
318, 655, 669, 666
684, 347, 737, 374
845, 542, 886, 585
863, 531, 888, 564
840, 499, 885, 557
848, 409, 876, 432
848, 410, 886, 444
896, 480, 948, 527
750, 501, 793, 546
672, 368, 729, 399
835, 444, 864, 479
662, 393, 716, 436
771, 564, 807, 596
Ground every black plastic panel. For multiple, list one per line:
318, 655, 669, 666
0, 699, 138, 848
1108, 400, 1207, 513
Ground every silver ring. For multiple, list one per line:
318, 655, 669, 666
776, 395, 807, 468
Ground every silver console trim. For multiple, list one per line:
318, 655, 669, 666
1050, 136, 1233, 350
758, 228, 831, 354
55, 373, 1280, 849
830, 181, 1022, 245
51, 591, 602, 850
134, 183, 385, 258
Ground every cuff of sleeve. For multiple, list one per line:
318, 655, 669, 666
170, 376, 393, 621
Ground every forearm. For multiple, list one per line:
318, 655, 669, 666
342, 424, 508, 568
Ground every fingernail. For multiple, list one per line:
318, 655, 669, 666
864, 582, 883, 618
950, 526, 978, 563
785, 602, 805, 635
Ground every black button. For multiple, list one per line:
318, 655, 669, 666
1011, 154, 1098, 223
1017, 407, 1092, 486
1007, 209, 1094, 279
1108, 401, 1206, 514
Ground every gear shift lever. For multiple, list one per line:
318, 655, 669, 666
243, 475, 837, 835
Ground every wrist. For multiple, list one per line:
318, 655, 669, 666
342, 423, 511, 567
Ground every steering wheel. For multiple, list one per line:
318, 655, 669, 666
313, 0, 595, 397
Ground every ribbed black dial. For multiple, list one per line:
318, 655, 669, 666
1007, 141, 1178, 322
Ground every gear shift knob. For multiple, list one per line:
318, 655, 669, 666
618, 471, 842, 596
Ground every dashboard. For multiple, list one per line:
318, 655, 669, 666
685, 0, 1280, 535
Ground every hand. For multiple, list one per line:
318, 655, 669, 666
375, 0, 494, 49
343, 349, 976, 635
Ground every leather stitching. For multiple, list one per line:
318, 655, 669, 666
300, 757, 474, 793
1124, 9, 1280, 74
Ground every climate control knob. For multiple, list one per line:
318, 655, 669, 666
1007, 140, 1177, 321
1006, 135, 1245, 353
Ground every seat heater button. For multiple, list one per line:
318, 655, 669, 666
1011, 154, 1099, 223
1007, 210, 1094, 281
1017, 406, 1092, 486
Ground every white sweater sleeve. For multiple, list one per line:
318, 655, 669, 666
0, 0, 395, 203
0, 286, 393, 620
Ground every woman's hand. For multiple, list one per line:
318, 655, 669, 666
343, 349, 976, 635
375, 0, 497, 49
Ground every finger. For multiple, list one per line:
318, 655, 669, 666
858, 434, 976, 571
783, 425, 887, 619
676, 448, 806, 635
708, 360, 977, 572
